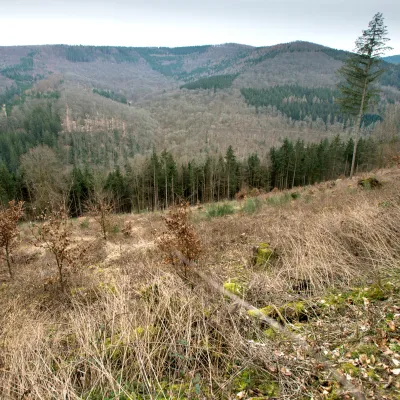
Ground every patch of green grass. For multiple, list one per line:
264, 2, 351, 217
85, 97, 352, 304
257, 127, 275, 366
266, 192, 291, 206
206, 203, 235, 218
110, 224, 120, 234
241, 197, 263, 214
232, 368, 279, 397
80, 218, 90, 229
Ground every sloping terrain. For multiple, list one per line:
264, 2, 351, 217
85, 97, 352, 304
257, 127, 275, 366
0, 168, 400, 398
0, 41, 399, 162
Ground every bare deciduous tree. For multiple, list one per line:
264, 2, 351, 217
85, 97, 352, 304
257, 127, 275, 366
20, 145, 70, 214
0, 200, 24, 277
86, 193, 114, 240
32, 208, 84, 289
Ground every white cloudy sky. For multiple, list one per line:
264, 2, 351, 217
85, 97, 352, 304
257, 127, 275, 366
0, 0, 398, 55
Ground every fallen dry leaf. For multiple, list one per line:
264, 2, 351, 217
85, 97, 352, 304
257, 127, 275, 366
387, 320, 396, 331
392, 368, 400, 375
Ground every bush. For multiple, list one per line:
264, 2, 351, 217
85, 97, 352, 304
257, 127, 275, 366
266, 192, 291, 206
206, 203, 235, 218
291, 192, 301, 200
158, 202, 202, 278
358, 177, 382, 190
0, 200, 24, 277
32, 208, 82, 289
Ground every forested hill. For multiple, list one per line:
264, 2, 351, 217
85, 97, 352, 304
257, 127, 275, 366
383, 55, 400, 65
0, 41, 399, 182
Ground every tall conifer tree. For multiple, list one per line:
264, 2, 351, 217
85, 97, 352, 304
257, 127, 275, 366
336, 12, 391, 178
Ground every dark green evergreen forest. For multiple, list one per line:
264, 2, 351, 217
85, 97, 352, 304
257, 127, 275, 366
181, 74, 238, 90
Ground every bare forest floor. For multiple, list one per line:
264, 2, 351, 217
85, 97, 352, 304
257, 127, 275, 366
1, 167, 400, 399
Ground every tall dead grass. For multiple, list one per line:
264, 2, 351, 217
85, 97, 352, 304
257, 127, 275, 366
1, 273, 303, 399
270, 193, 400, 291
1, 170, 400, 399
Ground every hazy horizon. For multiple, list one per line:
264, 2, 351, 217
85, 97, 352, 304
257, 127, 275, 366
1, 0, 399, 55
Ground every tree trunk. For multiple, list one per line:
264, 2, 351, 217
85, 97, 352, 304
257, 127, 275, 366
350, 61, 371, 178
5, 244, 12, 278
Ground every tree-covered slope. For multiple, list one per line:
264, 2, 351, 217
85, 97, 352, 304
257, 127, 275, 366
0, 41, 398, 169
383, 55, 400, 64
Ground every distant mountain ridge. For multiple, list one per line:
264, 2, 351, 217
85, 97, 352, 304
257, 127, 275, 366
0, 41, 399, 162
1, 41, 398, 95
383, 55, 400, 64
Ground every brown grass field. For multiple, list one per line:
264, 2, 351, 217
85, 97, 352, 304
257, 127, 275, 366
1, 168, 400, 399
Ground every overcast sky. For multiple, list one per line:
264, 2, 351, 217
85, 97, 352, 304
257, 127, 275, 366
0, 0, 398, 55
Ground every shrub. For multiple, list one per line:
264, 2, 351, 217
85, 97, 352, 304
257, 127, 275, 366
158, 202, 202, 278
266, 192, 291, 206
86, 194, 114, 240
32, 208, 85, 289
206, 203, 235, 218
358, 177, 382, 190
0, 200, 24, 277
291, 192, 301, 200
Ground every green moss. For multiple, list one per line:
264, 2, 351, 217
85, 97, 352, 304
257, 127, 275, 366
321, 284, 389, 310
223, 280, 244, 296
232, 368, 279, 397
366, 370, 380, 381
248, 301, 308, 323
254, 242, 274, 266
285, 301, 305, 313
247, 309, 262, 318
134, 326, 145, 335
263, 327, 277, 339
340, 362, 359, 377
352, 344, 379, 357
247, 305, 275, 319
259, 305, 275, 316
361, 285, 388, 301
279, 301, 309, 322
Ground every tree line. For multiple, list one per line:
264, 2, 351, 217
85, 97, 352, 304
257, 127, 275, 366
92, 88, 128, 105
241, 85, 387, 127
0, 134, 384, 217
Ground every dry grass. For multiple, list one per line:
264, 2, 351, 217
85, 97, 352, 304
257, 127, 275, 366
1, 168, 400, 399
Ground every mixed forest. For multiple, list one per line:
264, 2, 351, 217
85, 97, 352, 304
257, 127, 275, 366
0, 39, 399, 217
2, 19, 400, 400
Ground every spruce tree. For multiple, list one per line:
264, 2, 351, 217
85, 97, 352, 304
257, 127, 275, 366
336, 12, 391, 178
